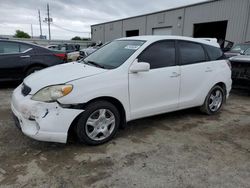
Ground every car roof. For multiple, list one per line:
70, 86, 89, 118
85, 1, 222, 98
117, 35, 220, 48
0, 39, 42, 47
0, 39, 52, 51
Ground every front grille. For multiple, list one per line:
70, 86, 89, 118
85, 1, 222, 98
21, 84, 31, 96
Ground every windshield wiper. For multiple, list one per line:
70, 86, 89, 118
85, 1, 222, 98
84, 60, 105, 69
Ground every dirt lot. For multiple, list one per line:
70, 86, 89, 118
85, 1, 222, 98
0, 84, 250, 188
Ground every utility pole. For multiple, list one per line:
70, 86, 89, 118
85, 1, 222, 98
38, 9, 43, 38
31, 24, 33, 38
43, 3, 53, 40
47, 3, 51, 40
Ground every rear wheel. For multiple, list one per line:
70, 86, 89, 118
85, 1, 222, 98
76, 101, 120, 145
200, 85, 225, 115
26, 66, 44, 76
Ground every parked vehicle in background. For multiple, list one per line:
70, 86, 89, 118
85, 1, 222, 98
79, 41, 104, 58
11, 36, 232, 145
218, 40, 234, 52
225, 42, 250, 58
46, 44, 80, 62
67, 51, 80, 62
46, 45, 58, 50
230, 48, 250, 89
0, 39, 66, 81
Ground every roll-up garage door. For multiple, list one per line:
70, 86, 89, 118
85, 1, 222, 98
153, 27, 172, 35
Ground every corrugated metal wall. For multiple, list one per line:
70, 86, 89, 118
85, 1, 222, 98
91, 0, 250, 44
183, 0, 249, 44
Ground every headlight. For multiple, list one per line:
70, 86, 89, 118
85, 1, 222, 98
31, 85, 73, 102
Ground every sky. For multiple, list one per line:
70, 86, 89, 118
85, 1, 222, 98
0, 0, 208, 40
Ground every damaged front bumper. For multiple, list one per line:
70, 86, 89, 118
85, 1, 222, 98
11, 85, 83, 143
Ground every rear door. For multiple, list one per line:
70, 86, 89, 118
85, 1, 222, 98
177, 40, 213, 108
0, 41, 31, 80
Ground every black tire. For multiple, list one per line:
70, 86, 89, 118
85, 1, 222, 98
26, 66, 44, 77
200, 85, 225, 115
76, 100, 120, 145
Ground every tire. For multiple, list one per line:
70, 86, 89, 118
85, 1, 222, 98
26, 66, 44, 77
76, 100, 120, 145
200, 85, 225, 115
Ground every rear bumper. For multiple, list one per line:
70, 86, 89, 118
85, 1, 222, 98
11, 84, 83, 143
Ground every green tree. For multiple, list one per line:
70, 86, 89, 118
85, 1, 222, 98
71, 36, 82, 40
14, 30, 31, 38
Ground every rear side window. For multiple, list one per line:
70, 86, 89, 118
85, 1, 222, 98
138, 40, 176, 69
204, 45, 224, 60
178, 41, 206, 65
0, 42, 19, 54
20, 44, 31, 53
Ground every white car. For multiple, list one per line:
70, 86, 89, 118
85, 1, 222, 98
11, 36, 232, 145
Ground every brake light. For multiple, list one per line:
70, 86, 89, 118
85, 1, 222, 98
54, 53, 67, 62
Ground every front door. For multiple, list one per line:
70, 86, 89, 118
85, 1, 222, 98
129, 40, 180, 120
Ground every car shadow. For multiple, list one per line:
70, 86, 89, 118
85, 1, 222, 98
0, 81, 21, 89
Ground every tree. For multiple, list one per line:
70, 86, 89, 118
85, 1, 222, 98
71, 36, 82, 40
14, 30, 31, 38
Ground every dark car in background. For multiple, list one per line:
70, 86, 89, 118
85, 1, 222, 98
0, 39, 66, 81
225, 42, 250, 58
230, 48, 250, 89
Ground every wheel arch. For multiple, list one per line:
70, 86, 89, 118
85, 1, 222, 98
24, 63, 47, 74
67, 96, 127, 142
215, 82, 227, 93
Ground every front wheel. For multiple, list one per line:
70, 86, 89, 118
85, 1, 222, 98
76, 101, 120, 145
200, 85, 225, 115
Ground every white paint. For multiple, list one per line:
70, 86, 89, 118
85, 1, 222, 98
11, 35, 231, 143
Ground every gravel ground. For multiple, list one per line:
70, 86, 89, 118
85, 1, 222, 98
0, 84, 250, 188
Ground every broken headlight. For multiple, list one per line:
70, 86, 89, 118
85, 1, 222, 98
31, 85, 73, 102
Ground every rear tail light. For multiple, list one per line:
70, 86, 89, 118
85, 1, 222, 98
226, 59, 232, 69
54, 53, 67, 62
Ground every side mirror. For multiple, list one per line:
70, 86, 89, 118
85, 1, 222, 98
130, 61, 150, 73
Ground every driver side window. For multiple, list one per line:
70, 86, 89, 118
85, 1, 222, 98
137, 40, 176, 69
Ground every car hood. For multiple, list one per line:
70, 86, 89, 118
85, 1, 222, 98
229, 55, 250, 63
24, 62, 108, 94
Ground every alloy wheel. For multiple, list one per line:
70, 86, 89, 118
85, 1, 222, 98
85, 109, 116, 141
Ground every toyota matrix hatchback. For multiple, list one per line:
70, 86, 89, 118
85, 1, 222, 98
11, 36, 232, 145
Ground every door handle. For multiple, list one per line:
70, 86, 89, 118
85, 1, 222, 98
170, 72, 181, 78
20, 55, 30, 58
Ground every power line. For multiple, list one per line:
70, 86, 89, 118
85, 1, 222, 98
51, 23, 90, 34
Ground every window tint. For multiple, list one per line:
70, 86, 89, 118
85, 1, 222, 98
138, 41, 176, 69
179, 41, 206, 65
0, 42, 19, 54
204, 45, 224, 60
20, 44, 31, 53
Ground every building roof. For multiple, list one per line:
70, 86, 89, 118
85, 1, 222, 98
91, 0, 218, 27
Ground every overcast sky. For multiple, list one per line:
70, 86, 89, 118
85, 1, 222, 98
0, 0, 208, 40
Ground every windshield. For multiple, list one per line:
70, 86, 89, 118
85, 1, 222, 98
82, 40, 145, 69
231, 44, 250, 53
